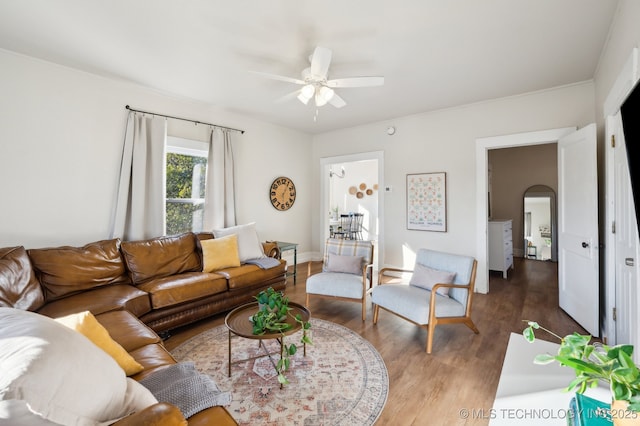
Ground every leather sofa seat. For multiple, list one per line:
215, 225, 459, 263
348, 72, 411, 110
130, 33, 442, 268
217, 264, 286, 290
138, 272, 228, 309
37, 284, 151, 318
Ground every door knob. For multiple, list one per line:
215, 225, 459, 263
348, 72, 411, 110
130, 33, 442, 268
581, 242, 589, 248
625, 258, 635, 266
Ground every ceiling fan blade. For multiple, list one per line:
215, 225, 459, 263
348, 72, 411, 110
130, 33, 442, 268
310, 46, 332, 79
249, 71, 305, 85
274, 89, 302, 104
328, 92, 346, 109
326, 76, 384, 88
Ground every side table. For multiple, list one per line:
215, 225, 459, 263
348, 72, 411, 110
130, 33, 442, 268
277, 241, 298, 284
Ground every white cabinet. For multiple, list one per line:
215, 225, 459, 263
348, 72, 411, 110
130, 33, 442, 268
488, 219, 513, 278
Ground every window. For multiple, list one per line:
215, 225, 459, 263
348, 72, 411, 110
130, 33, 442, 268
166, 137, 208, 235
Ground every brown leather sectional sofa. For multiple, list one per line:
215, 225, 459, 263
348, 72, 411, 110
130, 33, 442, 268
0, 231, 287, 425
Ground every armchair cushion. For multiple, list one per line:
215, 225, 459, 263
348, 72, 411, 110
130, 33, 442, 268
307, 272, 366, 299
325, 254, 363, 275
322, 238, 373, 273
409, 263, 456, 297
371, 284, 465, 324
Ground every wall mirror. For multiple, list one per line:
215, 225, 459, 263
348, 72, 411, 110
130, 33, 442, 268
523, 184, 557, 262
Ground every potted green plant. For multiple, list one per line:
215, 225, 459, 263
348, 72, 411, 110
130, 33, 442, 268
251, 287, 312, 385
523, 321, 640, 425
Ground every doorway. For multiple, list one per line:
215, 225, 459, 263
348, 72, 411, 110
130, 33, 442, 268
475, 127, 576, 294
320, 151, 384, 274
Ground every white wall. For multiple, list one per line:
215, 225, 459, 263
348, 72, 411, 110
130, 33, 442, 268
0, 50, 313, 251
312, 82, 596, 270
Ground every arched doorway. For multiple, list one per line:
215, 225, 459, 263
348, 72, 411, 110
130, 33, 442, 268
523, 185, 557, 262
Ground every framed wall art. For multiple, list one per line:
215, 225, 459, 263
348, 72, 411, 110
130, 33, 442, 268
406, 172, 447, 232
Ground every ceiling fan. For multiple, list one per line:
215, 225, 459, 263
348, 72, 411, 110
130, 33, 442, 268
253, 46, 384, 109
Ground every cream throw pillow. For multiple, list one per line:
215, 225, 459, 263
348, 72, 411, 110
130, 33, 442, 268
54, 311, 144, 376
0, 307, 157, 425
212, 222, 264, 262
201, 234, 241, 272
409, 263, 457, 297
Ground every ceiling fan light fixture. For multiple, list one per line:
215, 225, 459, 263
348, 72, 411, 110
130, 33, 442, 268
318, 86, 335, 102
297, 84, 315, 105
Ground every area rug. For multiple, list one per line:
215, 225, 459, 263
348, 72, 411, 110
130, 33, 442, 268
171, 318, 388, 425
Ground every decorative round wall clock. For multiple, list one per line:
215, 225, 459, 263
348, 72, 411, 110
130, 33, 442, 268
270, 176, 296, 211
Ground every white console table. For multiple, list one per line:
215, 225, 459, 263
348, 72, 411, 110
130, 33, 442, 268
490, 333, 609, 425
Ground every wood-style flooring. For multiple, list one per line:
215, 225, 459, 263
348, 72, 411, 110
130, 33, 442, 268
163, 257, 588, 425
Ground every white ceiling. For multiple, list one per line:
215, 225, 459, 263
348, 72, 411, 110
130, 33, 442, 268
0, 0, 619, 134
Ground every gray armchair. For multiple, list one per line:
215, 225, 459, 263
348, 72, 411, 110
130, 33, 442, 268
371, 249, 478, 353
306, 238, 374, 321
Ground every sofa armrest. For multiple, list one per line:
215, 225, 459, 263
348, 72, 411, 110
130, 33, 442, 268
262, 242, 281, 259
112, 402, 187, 426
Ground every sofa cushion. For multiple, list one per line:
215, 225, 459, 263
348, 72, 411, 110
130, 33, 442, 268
54, 310, 144, 376
214, 262, 285, 290
0, 246, 44, 310
129, 345, 181, 381
212, 222, 264, 263
121, 233, 201, 285
409, 262, 456, 297
28, 239, 130, 301
201, 235, 241, 272
137, 272, 228, 310
96, 310, 161, 353
0, 307, 157, 425
36, 284, 151, 318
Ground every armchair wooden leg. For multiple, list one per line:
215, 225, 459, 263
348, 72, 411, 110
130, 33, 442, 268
464, 318, 480, 334
361, 301, 366, 322
426, 324, 435, 354
373, 304, 379, 324
305, 293, 310, 309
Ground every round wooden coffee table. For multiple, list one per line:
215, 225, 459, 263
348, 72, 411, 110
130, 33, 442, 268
225, 301, 311, 383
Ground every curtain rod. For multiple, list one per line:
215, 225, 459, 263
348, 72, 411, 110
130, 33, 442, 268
125, 105, 245, 134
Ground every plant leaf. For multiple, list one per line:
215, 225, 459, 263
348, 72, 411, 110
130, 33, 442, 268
523, 327, 535, 343
533, 354, 556, 365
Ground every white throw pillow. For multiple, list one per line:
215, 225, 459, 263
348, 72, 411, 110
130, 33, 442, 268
409, 263, 457, 297
212, 222, 264, 263
0, 308, 157, 425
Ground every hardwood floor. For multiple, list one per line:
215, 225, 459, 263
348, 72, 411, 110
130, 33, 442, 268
163, 257, 588, 425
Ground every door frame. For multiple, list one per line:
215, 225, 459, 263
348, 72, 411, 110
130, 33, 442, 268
475, 127, 576, 294
604, 47, 639, 345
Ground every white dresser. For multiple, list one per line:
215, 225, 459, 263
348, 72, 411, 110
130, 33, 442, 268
488, 219, 513, 278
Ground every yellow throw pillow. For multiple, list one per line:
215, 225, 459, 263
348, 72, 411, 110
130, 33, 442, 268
201, 234, 241, 272
55, 311, 144, 376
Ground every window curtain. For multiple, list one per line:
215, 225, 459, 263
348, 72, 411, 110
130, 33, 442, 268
110, 112, 167, 240
203, 127, 236, 229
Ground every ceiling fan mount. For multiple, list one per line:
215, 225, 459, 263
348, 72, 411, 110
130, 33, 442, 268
252, 46, 384, 109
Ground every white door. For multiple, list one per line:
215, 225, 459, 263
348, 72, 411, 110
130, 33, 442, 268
611, 112, 639, 346
558, 123, 599, 336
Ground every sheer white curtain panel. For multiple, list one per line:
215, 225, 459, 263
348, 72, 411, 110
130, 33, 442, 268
203, 127, 236, 229
111, 112, 167, 240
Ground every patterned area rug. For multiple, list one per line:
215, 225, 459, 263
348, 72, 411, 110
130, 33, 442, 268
171, 318, 388, 425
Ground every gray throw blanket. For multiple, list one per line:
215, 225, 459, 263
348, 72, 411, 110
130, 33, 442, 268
245, 256, 281, 269
139, 362, 232, 418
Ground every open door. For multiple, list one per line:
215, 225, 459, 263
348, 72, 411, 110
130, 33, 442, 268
558, 123, 599, 336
